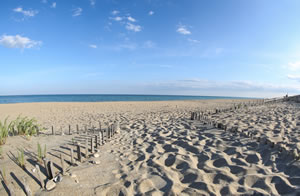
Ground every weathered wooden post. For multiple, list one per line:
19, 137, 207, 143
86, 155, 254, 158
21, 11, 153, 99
76, 124, 79, 134
77, 144, 82, 162
85, 125, 87, 134
52, 126, 54, 135
91, 137, 94, 154
43, 158, 50, 179
70, 147, 74, 165
35, 164, 44, 189
60, 154, 66, 175
48, 161, 54, 180
85, 139, 89, 158
69, 125, 71, 135
107, 127, 110, 141
95, 135, 98, 149
22, 177, 32, 196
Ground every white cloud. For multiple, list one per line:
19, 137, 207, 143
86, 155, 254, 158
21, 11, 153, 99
287, 74, 300, 81
127, 16, 136, 22
286, 61, 300, 71
90, 0, 96, 6
72, 7, 82, 17
51, 2, 56, 8
111, 16, 122, 21
126, 23, 141, 32
143, 40, 156, 48
177, 25, 191, 35
111, 10, 119, 15
148, 79, 300, 98
13, 7, 38, 17
0, 34, 42, 49
187, 38, 200, 44
89, 44, 97, 49
149, 11, 154, 16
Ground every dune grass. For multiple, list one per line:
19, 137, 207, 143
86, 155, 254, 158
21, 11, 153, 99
17, 148, 25, 169
0, 117, 13, 145
0, 116, 43, 145
37, 142, 46, 163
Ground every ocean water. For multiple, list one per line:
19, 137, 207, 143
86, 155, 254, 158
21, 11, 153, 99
0, 94, 251, 104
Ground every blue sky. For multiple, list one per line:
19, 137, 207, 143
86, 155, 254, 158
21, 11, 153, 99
1, 0, 300, 97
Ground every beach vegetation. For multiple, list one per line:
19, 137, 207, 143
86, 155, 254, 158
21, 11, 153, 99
0, 167, 6, 184
37, 142, 46, 163
10, 116, 41, 137
17, 149, 25, 169
0, 117, 13, 145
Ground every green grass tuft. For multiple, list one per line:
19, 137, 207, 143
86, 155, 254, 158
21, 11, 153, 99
17, 149, 25, 169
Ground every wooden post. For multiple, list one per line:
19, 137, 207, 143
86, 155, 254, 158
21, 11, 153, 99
22, 177, 32, 196
69, 125, 71, 135
77, 145, 82, 162
85, 125, 87, 134
43, 158, 50, 179
91, 137, 94, 154
85, 139, 89, 158
99, 131, 103, 145
60, 154, 66, 175
35, 164, 44, 189
52, 126, 54, 135
76, 124, 79, 134
107, 127, 110, 140
48, 161, 54, 180
95, 135, 98, 149
70, 147, 74, 165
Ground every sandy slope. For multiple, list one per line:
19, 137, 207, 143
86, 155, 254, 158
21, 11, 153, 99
0, 100, 300, 195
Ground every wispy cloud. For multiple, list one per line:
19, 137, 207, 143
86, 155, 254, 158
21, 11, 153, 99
177, 25, 191, 35
72, 7, 82, 17
143, 40, 156, 48
286, 61, 300, 71
111, 16, 122, 21
126, 23, 141, 32
13, 7, 38, 17
111, 10, 119, 15
0, 34, 42, 49
147, 79, 300, 97
89, 44, 97, 49
187, 38, 200, 44
287, 74, 300, 82
90, 0, 96, 6
149, 11, 154, 16
51, 2, 56, 8
127, 16, 136, 22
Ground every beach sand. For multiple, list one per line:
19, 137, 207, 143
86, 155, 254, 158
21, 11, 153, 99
0, 99, 300, 195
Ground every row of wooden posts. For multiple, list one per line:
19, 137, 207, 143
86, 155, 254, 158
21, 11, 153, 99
50, 121, 117, 136
190, 100, 300, 161
9, 121, 121, 194
190, 99, 284, 121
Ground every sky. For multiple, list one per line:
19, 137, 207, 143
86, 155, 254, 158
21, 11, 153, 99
1, 0, 300, 98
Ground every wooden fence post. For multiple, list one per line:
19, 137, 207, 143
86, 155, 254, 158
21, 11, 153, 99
35, 164, 44, 189
60, 154, 66, 175
77, 144, 82, 162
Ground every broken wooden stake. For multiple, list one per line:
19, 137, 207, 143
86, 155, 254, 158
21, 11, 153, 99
35, 164, 44, 189
60, 154, 66, 175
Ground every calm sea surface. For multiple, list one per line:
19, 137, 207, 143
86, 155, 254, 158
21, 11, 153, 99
0, 94, 251, 104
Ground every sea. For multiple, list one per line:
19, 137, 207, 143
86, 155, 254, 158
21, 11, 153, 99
0, 94, 251, 104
